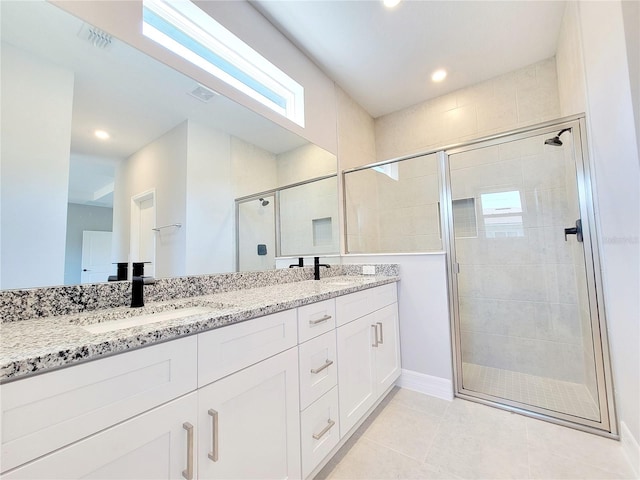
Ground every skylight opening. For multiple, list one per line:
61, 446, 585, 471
142, 0, 305, 127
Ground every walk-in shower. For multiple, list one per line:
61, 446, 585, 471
342, 116, 617, 436
445, 118, 616, 435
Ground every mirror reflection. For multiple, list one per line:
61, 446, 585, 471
0, 0, 337, 290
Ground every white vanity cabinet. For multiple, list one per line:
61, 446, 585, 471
3, 393, 199, 480
195, 309, 301, 479
336, 285, 400, 436
1, 280, 400, 480
1, 336, 198, 474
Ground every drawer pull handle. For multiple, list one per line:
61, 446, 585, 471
208, 409, 219, 462
182, 422, 194, 480
312, 419, 336, 440
372, 325, 378, 347
310, 359, 334, 374
377, 322, 384, 344
309, 314, 332, 325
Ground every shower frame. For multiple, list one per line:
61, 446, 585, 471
441, 115, 617, 438
340, 113, 617, 437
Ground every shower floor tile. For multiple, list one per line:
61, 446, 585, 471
462, 362, 600, 421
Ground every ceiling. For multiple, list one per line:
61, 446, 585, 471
1, 0, 309, 206
251, 0, 567, 118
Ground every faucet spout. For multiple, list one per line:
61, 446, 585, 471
313, 257, 330, 281
131, 276, 156, 308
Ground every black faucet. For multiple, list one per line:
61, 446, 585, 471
131, 276, 156, 308
314, 257, 330, 280
289, 257, 304, 268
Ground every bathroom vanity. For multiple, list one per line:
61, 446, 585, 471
0, 272, 400, 479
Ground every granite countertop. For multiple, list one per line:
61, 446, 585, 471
0, 275, 398, 382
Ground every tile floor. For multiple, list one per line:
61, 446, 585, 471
315, 387, 638, 480
462, 363, 600, 421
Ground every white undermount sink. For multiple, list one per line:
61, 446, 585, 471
78, 306, 215, 334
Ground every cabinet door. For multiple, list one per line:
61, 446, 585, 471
2, 336, 197, 473
336, 314, 376, 437
374, 304, 401, 395
198, 348, 301, 480
3, 393, 198, 480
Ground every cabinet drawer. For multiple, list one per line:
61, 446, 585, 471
300, 387, 340, 479
298, 299, 336, 343
298, 330, 337, 410
198, 308, 297, 387
336, 283, 398, 326
1, 336, 197, 473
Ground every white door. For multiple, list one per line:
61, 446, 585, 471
80, 231, 113, 283
3, 393, 198, 480
131, 191, 156, 278
198, 348, 301, 480
373, 304, 401, 395
336, 314, 376, 437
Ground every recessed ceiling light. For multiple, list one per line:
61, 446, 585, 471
431, 69, 447, 82
94, 129, 110, 140
383, 0, 401, 8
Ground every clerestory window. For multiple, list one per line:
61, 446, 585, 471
142, 0, 305, 126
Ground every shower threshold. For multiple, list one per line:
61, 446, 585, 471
462, 363, 600, 422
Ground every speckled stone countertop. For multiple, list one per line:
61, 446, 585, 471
0, 275, 398, 382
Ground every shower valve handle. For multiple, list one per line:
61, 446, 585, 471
564, 219, 583, 242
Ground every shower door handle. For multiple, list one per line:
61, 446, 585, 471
564, 219, 583, 242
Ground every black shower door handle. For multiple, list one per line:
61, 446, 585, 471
564, 219, 583, 242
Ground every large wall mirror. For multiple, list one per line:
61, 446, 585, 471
0, 0, 338, 290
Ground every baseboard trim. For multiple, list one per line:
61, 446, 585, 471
621, 421, 640, 478
396, 369, 454, 401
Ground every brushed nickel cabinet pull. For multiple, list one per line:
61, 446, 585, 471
309, 314, 332, 325
312, 419, 336, 440
310, 359, 334, 374
371, 325, 378, 347
208, 409, 219, 462
182, 422, 194, 480
377, 321, 384, 344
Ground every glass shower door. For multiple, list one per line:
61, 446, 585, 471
447, 122, 612, 429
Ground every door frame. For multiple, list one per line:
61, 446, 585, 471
130, 189, 156, 278
442, 115, 618, 437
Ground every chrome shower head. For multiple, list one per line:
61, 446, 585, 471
544, 128, 571, 147
258, 198, 269, 206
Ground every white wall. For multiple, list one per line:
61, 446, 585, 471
345, 255, 453, 383
113, 122, 188, 278
577, 0, 640, 450
185, 121, 234, 275
621, 0, 640, 159
52, 0, 338, 154
231, 137, 278, 199
64, 204, 114, 285
0, 43, 74, 289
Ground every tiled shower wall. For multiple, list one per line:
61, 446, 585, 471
349, 56, 598, 388
375, 57, 561, 162
345, 57, 562, 255
452, 136, 588, 384
345, 154, 441, 254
